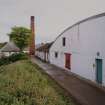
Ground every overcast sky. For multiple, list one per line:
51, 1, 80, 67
0, 0, 105, 44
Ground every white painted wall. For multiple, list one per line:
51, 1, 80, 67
50, 25, 79, 70
36, 51, 49, 62
50, 16, 105, 86
36, 51, 44, 60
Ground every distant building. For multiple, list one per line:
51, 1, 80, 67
49, 12, 105, 86
36, 42, 53, 62
0, 42, 20, 56
23, 47, 29, 54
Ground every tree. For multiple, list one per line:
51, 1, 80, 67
8, 26, 31, 51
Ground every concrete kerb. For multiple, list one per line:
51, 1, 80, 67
30, 59, 83, 105
31, 58, 105, 105
50, 63, 105, 93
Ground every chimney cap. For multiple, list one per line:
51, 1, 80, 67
31, 16, 34, 19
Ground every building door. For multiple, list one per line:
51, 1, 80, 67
96, 59, 102, 84
65, 53, 71, 69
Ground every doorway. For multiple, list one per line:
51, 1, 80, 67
65, 53, 71, 69
96, 59, 102, 84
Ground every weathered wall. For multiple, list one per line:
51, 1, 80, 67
36, 51, 49, 62
49, 16, 105, 86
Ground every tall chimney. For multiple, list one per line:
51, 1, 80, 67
29, 16, 35, 55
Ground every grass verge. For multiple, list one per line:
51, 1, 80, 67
0, 60, 76, 105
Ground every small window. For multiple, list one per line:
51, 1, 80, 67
55, 52, 58, 58
62, 37, 66, 46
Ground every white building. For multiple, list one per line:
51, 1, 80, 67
0, 42, 20, 56
36, 43, 52, 62
49, 13, 105, 86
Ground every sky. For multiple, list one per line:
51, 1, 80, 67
0, 0, 105, 44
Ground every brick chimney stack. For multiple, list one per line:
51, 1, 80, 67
29, 16, 35, 55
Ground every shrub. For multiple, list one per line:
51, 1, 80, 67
0, 53, 28, 66
0, 57, 9, 66
9, 53, 28, 62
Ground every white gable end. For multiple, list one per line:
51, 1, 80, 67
49, 14, 105, 86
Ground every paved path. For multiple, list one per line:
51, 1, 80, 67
31, 58, 105, 105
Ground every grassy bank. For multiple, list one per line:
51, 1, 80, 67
0, 60, 76, 105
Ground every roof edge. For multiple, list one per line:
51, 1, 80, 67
53, 12, 105, 44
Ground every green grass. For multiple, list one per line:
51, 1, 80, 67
0, 60, 76, 105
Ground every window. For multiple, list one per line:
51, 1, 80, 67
55, 52, 58, 58
62, 37, 66, 46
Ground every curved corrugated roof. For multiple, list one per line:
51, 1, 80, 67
53, 12, 105, 43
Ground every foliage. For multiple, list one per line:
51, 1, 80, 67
0, 60, 76, 105
0, 42, 7, 49
8, 26, 31, 51
8, 53, 28, 62
0, 53, 28, 66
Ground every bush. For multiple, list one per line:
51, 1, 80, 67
0, 53, 28, 66
9, 53, 28, 62
0, 57, 9, 66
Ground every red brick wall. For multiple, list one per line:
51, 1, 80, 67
29, 16, 35, 55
